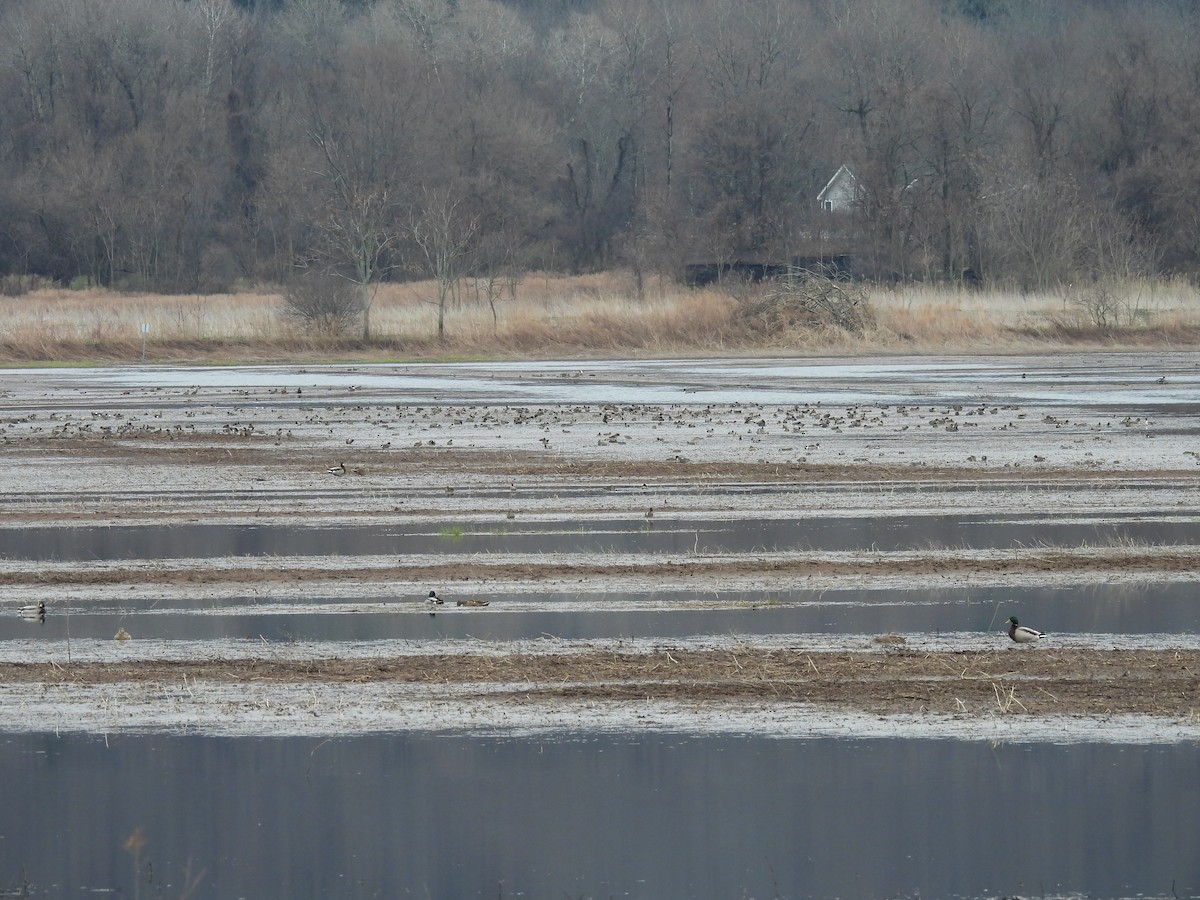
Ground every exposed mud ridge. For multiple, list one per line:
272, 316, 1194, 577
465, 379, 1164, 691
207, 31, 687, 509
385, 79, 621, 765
2, 648, 1197, 719
3, 547, 1200, 588
5, 438, 1200, 485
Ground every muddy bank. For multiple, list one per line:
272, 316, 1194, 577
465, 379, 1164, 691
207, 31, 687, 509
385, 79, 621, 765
1, 647, 1198, 743
3, 647, 1197, 718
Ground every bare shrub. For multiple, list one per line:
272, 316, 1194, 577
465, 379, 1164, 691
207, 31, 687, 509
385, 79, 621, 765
1062, 281, 1130, 333
735, 267, 873, 335
282, 274, 362, 335
0, 274, 51, 297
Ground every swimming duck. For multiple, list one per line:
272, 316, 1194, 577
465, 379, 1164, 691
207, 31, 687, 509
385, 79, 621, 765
19, 602, 45, 624
426, 590, 445, 606
1006, 616, 1044, 643
456, 598, 490, 608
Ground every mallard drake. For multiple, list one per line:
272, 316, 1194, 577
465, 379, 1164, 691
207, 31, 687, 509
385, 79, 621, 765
426, 590, 445, 606
18, 601, 45, 617
456, 598, 490, 608
1006, 616, 1044, 643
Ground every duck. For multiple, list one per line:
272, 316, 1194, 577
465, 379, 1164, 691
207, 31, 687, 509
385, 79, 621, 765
456, 598, 490, 608
1006, 616, 1045, 644
18, 601, 45, 618
426, 590, 445, 606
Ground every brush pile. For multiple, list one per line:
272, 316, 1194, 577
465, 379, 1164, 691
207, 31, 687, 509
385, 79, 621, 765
736, 267, 873, 335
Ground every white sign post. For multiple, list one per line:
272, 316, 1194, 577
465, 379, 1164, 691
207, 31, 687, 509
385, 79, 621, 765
140, 322, 149, 363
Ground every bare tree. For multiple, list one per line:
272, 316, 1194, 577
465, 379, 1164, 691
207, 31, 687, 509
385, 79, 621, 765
300, 43, 419, 339
622, 0, 699, 276
311, 177, 400, 339
49, 147, 122, 286
685, 0, 816, 260
822, 0, 941, 279
915, 20, 1003, 282
470, 194, 530, 330
191, 0, 237, 134
545, 11, 645, 270
1005, 28, 1078, 179
410, 187, 479, 342
986, 171, 1088, 290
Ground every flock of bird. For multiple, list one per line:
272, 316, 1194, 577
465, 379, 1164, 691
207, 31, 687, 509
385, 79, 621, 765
4, 388, 1156, 474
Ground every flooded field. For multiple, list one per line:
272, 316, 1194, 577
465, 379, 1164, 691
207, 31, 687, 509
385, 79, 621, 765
2, 352, 1199, 721
3, 581, 1200, 646
3, 731, 1197, 899
10, 509, 1200, 560
2, 352, 1199, 897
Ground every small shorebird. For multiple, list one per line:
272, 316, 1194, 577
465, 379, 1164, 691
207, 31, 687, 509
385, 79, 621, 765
426, 590, 445, 606
1006, 616, 1045, 644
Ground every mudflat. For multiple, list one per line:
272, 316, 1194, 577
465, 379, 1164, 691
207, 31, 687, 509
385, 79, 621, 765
2, 354, 1199, 739
1, 647, 1197, 718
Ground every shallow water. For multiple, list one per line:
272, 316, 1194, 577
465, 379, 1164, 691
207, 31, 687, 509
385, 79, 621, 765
3, 510, 1197, 561
4, 583, 1200, 644
1, 731, 1195, 899
31, 352, 1200, 407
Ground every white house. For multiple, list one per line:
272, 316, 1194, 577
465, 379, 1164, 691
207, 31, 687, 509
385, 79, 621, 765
817, 165, 860, 212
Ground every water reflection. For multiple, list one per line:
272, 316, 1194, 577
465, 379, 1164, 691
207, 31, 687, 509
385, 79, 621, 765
2, 732, 1195, 898
2, 512, 1197, 561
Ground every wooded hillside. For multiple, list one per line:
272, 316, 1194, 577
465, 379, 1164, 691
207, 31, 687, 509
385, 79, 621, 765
0, 0, 1195, 295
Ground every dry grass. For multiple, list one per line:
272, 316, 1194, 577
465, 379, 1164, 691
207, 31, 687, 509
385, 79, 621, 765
3, 273, 1200, 363
2, 648, 1196, 717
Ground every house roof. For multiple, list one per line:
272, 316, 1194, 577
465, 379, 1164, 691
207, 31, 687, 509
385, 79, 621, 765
817, 164, 857, 202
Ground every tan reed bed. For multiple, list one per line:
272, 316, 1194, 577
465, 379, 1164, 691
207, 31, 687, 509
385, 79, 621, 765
2, 273, 1200, 363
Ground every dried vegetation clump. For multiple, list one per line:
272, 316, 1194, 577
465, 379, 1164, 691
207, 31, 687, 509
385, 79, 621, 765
735, 267, 873, 336
282, 273, 363, 335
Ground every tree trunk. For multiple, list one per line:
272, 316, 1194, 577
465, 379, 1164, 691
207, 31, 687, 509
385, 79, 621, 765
360, 280, 372, 341
437, 279, 448, 341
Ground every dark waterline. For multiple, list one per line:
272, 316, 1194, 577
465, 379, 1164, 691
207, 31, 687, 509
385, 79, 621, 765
1, 732, 1196, 899
2, 512, 1197, 562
